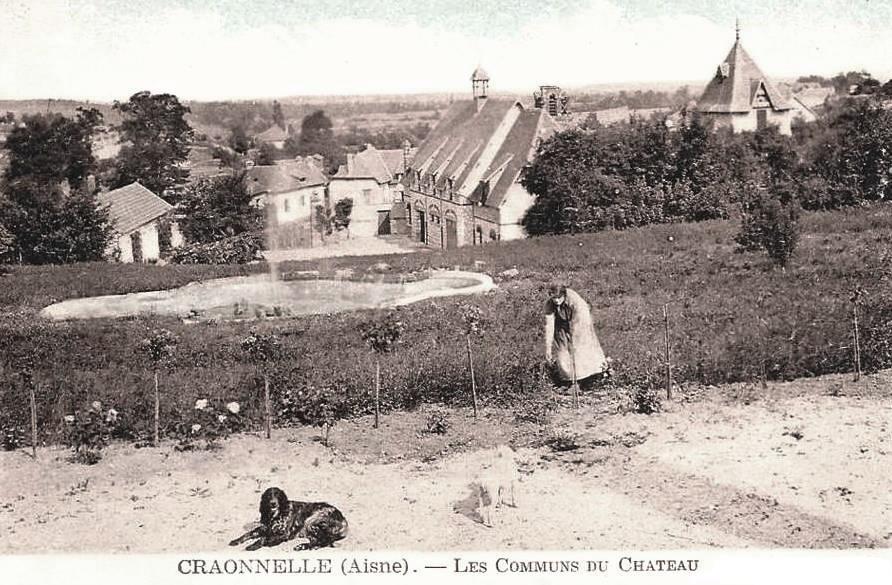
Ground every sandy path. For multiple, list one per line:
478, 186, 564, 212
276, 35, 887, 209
1, 374, 889, 553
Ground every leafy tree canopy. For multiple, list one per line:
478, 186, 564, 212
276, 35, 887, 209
112, 91, 194, 201
176, 172, 263, 244
3, 108, 102, 189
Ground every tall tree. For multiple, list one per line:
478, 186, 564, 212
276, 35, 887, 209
296, 110, 344, 171
228, 125, 250, 154
1, 109, 112, 264
113, 91, 193, 201
4, 108, 102, 189
0, 179, 112, 264
272, 100, 286, 130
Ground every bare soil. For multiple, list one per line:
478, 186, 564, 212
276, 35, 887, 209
1, 371, 889, 553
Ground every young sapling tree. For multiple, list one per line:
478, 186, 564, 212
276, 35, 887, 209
140, 328, 177, 446
360, 312, 403, 429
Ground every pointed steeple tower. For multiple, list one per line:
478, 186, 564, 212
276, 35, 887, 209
694, 22, 792, 134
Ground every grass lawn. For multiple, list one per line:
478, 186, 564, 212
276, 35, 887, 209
1, 203, 890, 447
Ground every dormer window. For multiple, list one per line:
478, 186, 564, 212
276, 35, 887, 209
752, 82, 772, 109
717, 62, 730, 79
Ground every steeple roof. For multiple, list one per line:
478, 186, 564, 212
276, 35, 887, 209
696, 39, 791, 114
471, 66, 490, 82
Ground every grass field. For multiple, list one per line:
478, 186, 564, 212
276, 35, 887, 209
1, 204, 891, 448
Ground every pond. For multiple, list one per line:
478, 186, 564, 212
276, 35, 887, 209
38, 270, 496, 321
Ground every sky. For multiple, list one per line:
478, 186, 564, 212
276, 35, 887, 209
1, 0, 890, 101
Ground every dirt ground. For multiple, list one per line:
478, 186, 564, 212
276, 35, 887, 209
1, 371, 889, 553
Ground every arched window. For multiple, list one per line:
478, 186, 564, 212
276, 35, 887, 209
406, 202, 412, 225
489, 229, 498, 242
475, 226, 483, 245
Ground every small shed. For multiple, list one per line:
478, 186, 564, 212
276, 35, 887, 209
98, 182, 181, 263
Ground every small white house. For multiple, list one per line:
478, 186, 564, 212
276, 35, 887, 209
98, 182, 182, 263
246, 159, 328, 249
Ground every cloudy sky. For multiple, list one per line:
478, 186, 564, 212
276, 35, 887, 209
1, 0, 889, 101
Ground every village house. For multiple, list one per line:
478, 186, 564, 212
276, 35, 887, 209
98, 182, 183, 263
329, 144, 414, 237
402, 67, 559, 248
694, 28, 793, 135
246, 157, 327, 248
254, 124, 291, 149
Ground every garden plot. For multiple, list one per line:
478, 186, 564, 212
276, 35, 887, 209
1, 372, 888, 553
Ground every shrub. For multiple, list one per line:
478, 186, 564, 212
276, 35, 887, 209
544, 429, 580, 452
168, 232, 264, 265
276, 385, 342, 446
735, 194, 801, 267
170, 398, 244, 451
423, 408, 450, 435
63, 401, 121, 464
333, 198, 354, 232
632, 386, 662, 415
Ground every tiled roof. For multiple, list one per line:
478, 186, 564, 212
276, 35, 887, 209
334, 145, 412, 183
410, 98, 553, 210
696, 39, 791, 114
412, 99, 515, 191
246, 165, 303, 195
275, 158, 328, 188
255, 125, 289, 143
480, 108, 555, 207
794, 87, 834, 110
97, 182, 172, 235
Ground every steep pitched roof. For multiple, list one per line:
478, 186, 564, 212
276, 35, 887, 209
696, 40, 791, 113
97, 182, 172, 235
275, 158, 328, 188
255, 124, 289, 143
472, 108, 556, 207
334, 145, 411, 183
794, 87, 834, 110
410, 98, 553, 209
246, 165, 303, 195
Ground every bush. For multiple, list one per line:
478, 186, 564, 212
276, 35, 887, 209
170, 399, 244, 451
423, 408, 450, 435
632, 386, 662, 415
544, 429, 580, 452
276, 385, 342, 446
169, 232, 264, 265
62, 401, 122, 464
735, 194, 801, 267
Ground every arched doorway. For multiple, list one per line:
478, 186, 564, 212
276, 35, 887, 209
444, 211, 458, 249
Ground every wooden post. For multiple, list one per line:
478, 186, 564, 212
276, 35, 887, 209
153, 370, 160, 446
29, 382, 37, 459
466, 335, 479, 418
853, 301, 862, 382
374, 358, 381, 429
264, 373, 272, 439
663, 304, 672, 400
571, 359, 580, 410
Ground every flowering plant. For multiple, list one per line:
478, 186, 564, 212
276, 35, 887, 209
172, 398, 244, 451
63, 401, 121, 464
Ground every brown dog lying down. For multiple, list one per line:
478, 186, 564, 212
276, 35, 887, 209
230, 487, 348, 551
